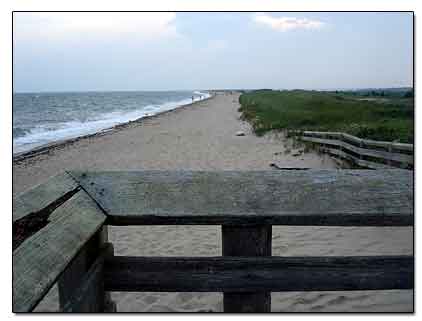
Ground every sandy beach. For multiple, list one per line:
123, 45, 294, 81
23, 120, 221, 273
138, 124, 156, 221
14, 93, 413, 312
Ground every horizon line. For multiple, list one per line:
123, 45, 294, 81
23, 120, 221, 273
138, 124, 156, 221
13, 86, 413, 94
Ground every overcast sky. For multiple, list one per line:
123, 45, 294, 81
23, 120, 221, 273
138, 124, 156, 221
13, 12, 413, 92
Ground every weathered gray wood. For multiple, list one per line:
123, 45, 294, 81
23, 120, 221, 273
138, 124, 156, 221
58, 244, 90, 309
344, 133, 413, 152
61, 243, 114, 312
301, 136, 413, 164
13, 190, 107, 312
319, 147, 395, 169
303, 131, 413, 152
69, 170, 413, 226
390, 142, 414, 152
222, 225, 271, 312
303, 131, 343, 137
58, 228, 112, 312
104, 256, 413, 292
13, 172, 79, 222
95, 228, 117, 312
62, 248, 105, 312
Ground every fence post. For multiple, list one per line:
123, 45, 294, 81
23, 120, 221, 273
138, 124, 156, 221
222, 225, 272, 312
58, 226, 116, 312
388, 143, 393, 166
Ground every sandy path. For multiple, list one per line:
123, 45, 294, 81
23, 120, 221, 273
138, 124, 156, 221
14, 93, 412, 312
13, 93, 337, 195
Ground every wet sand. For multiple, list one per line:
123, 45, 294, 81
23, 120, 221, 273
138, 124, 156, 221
13, 92, 412, 312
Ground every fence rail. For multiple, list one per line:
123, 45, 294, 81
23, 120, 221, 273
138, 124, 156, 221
105, 255, 413, 292
298, 131, 413, 170
13, 170, 414, 313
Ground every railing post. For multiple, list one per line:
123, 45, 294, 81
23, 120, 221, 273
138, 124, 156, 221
388, 143, 393, 166
222, 225, 272, 312
58, 226, 116, 312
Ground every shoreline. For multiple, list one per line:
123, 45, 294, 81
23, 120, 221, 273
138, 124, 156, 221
14, 92, 412, 312
13, 92, 340, 196
13, 94, 215, 163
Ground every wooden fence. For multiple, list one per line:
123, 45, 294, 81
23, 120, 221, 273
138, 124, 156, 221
298, 131, 413, 170
13, 170, 414, 313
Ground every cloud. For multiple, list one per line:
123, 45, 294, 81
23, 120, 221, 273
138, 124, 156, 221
253, 14, 325, 32
14, 12, 178, 43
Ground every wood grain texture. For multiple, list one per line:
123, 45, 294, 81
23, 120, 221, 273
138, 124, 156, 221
61, 243, 114, 312
61, 249, 105, 312
69, 170, 413, 226
13, 190, 107, 312
58, 229, 110, 312
13, 172, 80, 222
104, 256, 413, 292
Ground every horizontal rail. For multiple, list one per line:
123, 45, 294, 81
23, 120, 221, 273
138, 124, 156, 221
299, 131, 413, 169
301, 136, 412, 165
13, 170, 414, 313
13, 172, 80, 222
104, 256, 413, 292
302, 131, 413, 152
318, 147, 394, 170
69, 170, 413, 226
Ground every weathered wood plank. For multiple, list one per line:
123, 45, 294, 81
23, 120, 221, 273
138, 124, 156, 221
302, 131, 413, 152
222, 225, 271, 312
61, 243, 114, 312
301, 136, 413, 164
58, 243, 90, 309
318, 147, 395, 169
13, 190, 107, 312
58, 228, 111, 312
104, 256, 413, 292
62, 248, 105, 312
13, 172, 80, 222
69, 170, 413, 226
303, 131, 343, 138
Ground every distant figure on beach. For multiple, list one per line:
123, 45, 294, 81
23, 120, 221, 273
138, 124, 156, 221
192, 96, 194, 102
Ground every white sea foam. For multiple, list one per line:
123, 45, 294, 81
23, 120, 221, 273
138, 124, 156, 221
13, 92, 210, 154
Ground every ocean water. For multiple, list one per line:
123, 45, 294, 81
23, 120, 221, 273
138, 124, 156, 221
13, 90, 210, 154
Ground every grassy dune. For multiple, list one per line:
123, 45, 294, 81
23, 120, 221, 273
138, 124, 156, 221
238, 90, 414, 143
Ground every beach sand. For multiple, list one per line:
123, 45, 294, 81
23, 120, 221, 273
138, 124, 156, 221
14, 93, 413, 312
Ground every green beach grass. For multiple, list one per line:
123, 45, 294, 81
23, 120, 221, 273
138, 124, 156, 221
238, 89, 414, 143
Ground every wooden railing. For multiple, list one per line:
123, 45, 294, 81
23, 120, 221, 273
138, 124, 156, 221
298, 131, 413, 170
13, 170, 414, 313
